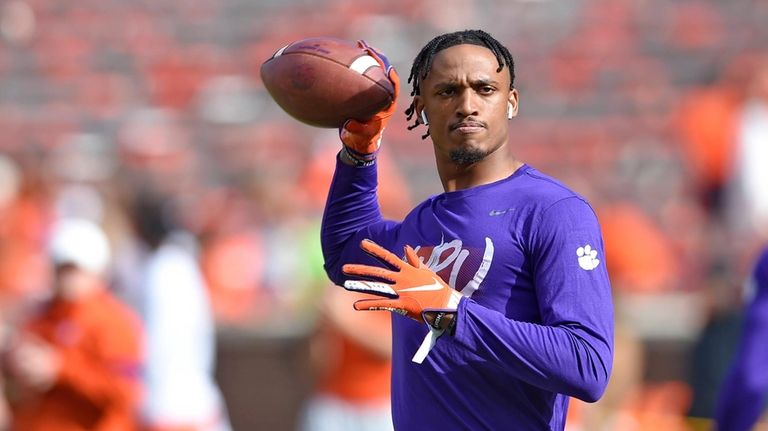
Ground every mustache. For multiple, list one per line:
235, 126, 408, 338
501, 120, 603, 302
449, 119, 487, 130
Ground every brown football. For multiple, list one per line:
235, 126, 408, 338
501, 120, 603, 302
260, 37, 395, 128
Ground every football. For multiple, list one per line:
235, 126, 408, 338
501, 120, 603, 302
260, 37, 395, 128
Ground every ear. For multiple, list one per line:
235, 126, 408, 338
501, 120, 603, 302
507, 89, 519, 119
413, 96, 427, 125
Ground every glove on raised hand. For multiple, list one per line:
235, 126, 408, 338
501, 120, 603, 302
339, 41, 400, 166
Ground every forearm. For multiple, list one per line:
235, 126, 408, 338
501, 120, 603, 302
323, 285, 392, 359
450, 298, 612, 402
57, 348, 139, 408
715, 367, 767, 431
329, 312, 392, 359
321, 153, 386, 284
715, 286, 768, 430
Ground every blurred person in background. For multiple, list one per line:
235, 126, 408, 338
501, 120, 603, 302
0, 154, 22, 431
321, 30, 613, 430
119, 189, 231, 431
1, 217, 142, 431
714, 245, 768, 431
674, 62, 741, 216
0, 154, 54, 316
300, 287, 393, 431
726, 57, 768, 241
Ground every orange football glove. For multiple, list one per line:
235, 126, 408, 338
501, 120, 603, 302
339, 41, 400, 165
342, 239, 462, 324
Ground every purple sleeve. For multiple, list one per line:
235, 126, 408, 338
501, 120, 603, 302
321, 154, 400, 285
451, 197, 614, 402
715, 248, 768, 431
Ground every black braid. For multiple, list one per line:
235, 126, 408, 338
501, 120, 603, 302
404, 30, 515, 139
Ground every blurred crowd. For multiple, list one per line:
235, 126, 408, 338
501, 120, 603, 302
1, 0, 768, 429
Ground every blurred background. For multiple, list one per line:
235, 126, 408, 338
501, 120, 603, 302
1, 0, 768, 429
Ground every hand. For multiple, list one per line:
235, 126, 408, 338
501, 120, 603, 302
5, 335, 60, 392
339, 41, 400, 164
320, 286, 393, 359
342, 239, 462, 324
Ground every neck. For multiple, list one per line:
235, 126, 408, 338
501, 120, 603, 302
436, 146, 523, 192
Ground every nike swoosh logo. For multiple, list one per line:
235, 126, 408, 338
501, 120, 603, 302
399, 277, 444, 292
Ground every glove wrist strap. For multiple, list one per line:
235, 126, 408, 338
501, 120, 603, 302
430, 311, 458, 332
431, 312, 447, 330
341, 145, 377, 167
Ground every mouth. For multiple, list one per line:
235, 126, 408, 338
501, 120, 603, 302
450, 120, 486, 134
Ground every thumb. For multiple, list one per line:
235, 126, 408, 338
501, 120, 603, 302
404, 245, 424, 268
353, 298, 403, 313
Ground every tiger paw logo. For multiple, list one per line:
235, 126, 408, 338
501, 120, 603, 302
577, 245, 600, 270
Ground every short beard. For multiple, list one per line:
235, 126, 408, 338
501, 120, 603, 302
449, 148, 487, 166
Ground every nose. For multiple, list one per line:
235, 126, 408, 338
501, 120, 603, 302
455, 89, 478, 117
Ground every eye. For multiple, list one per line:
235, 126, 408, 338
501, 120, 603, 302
438, 87, 455, 97
478, 85, 496, 94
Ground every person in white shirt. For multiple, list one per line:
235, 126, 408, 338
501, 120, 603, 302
118, 191, 232, 431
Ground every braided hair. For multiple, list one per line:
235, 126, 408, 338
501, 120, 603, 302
405, 30, 515, 139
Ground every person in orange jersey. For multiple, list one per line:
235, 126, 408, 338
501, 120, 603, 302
300, 286, 393, 431
1, 218, 143, 431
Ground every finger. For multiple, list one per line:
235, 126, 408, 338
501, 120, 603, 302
403, 245, 423, 268
344, 280, 398, 298
353, 298, 407, 315
355, 40, 398, 102
356, 39, 371, 51
359, 239, 403, 269
356, 40, 390, 69
342, 263, 397, 282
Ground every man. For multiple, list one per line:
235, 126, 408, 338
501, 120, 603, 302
300, 287, 393, 431
118, 191, 231, 431
1, 218, 142, 431
715, 246, 768, 430
321, 30, 614, 430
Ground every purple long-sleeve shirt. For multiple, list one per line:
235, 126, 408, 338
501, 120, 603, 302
321, 156, 614, 430
715, 247, 768, 431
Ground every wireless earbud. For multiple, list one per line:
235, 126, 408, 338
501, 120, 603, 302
420, 111, 429, 126
507, 103, 514, 119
